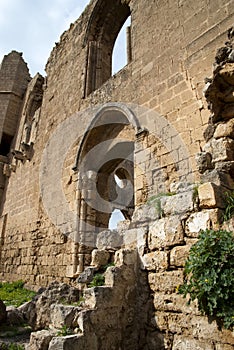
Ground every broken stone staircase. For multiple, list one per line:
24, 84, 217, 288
27, 249, 148, 350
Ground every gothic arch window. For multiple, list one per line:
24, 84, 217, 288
72, 103, 140, 275
84, 0, 131, 96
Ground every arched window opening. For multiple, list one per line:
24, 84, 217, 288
108, 209, 125, 230
112, 16, 131, 75
84, 0, 131, 96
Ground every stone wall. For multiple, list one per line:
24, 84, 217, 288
0, 0, 234, 348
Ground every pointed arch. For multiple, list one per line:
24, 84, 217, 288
83, 0, 131, 96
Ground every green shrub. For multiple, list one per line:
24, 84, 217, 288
56, 325, 73, 336
0, 344, 24, 350
223, 191, 234, 222
179, 229, 234, 330
88, 273, 105, 288
0, 280, 36, 307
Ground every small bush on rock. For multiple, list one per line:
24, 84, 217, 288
179, 229, 234, 330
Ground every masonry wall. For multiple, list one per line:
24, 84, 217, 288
0, 0, 234, 347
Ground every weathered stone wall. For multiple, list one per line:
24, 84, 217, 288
0, 0, 234, 348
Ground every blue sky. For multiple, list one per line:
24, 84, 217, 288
0, 0, 128, 77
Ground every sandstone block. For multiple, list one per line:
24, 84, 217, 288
90, 249, 110, 268
18, 300, 36, 327
215, 344, 234, 350
148, 270, 184, 293
211, 138, 234, 162
96, 229, 123, 250
84, 286, 116, 309
195, 152, 213, 173
201, 169, 234, 189
170, 244, 194, 267
7, 306, 24, 325
123, 227, 147, 254
50, 304, 79, 328
77, 267, 96, 284
163, 191, 194, 216
132, 204, 160, 223
48, 335, 86, 350
153, 293, 194, 313
198, 182, 225, 208
214, 119, 234, 139
148, 215, 184, 249
219, 63, 234, 85
172, 336, 214, 350
28, 330, 57, 350
142, 251, 168, 271
114, 249, 137, 266
185, 209, 221, 237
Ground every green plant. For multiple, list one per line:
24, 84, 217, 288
179, 229, 234, 330
223, 191, 234, 222
56, 325, 73, 336
100, 262, 115, 272
88, 273, 105, 288
0, 344, 24, 350
0, 280, 36, 307
148, 192, 175, 218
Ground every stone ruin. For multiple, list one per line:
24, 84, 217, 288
0, 0, 234, 349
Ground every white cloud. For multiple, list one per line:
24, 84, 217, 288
0, 0, 126, 77
0, 0, 90, 76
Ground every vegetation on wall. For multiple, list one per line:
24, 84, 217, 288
179, 229, 234, 330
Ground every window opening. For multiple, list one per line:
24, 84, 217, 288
84, 0, 131, 96
108, 209, 125, 230
112, 16, 131, 75
0, 133, 14, 156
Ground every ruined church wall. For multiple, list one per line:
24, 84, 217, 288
0, 0, 233, 289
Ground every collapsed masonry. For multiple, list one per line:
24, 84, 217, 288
0, 0, 234, 349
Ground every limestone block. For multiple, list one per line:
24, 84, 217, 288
201, 169, 234, 189
189, 316, 234, 344
50, 304, 80, 328
211, 138, 234, 162
90, 249, 110, 268
0, 300, 6, 324
18, 300, 36, 327
214, 119, 234, 139
198, 182, 225, 209
142, 251, 168, 271
195, 152, 213, 173
48, 335, 86, 350
170, 244, 194, 267
219, 63, 234, 85
123, 227, 148, 254
185, 209, 221, 237
77, 267, 96, 284
84, 287, 116, 309
215, 344, 234, 350
153, 293, 193, 313
132, 204, 161, 223
114, 249, 137, 266
7, 306, 24, 325
96, 229, 123, 250
148, 270, 184, 293
148, 215, 184, 249
104, 266, 122, 287
28, 330, 57, 350
172, 336, 213, 350
163, 191, 194, 216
